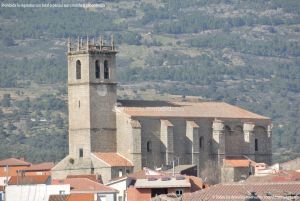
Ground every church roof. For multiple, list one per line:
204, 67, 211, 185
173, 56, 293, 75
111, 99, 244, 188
92, 152, 133, 167
117, 100, 270, 120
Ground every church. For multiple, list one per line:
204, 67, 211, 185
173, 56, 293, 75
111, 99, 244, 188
52, 36, 272, 183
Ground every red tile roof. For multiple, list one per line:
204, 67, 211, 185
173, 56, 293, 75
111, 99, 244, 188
0, 158, 31, 167
92, 152, 133, 167
23, 162, 54, 172
8, 175, 50, 185
49, 194, 94, 201
184, 183, 300, 201
68, 194, 94, 201
61, 178, 118, 193
117, 101, 270, 120
223, 156, 256, 168
188, 176, 205, 192
48, 195, 68, 201
67, 174, 100, 183
246, 170, 300, 183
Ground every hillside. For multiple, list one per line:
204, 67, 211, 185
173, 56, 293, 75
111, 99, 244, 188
0, 0, 299, 163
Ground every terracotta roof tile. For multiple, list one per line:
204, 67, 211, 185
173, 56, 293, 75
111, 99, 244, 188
48, 195, 69, 201
92, 152, 133, 167
68, 193, 94, 201
62, 178, 118, 193
67, 174, 100, 183
117, 101, 270, 120
0, 158, 31, 167
184, 183, 300, 201
188, 176, 205, 192
23, 162, 54, 172
246, 170, 300, 183
224, 156, 254, 168
49, 194, 95, 201
8, 175, 50, 185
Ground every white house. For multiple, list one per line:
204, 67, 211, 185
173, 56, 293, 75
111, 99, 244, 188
5, 184, 70, 201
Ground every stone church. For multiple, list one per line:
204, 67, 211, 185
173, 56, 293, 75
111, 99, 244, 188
52, 36, 272, 183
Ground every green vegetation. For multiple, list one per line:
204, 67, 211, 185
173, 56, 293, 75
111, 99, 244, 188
0, 0, 300, 163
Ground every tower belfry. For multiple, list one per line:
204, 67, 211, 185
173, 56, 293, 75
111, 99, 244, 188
67, 36, 118, 159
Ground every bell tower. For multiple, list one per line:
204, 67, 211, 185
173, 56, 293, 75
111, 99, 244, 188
67, 35, 117, 159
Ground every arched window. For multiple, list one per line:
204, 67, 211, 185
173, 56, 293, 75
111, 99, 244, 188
95, 60, 100, 79
199, 136, 204, 151
104, 60, 109, 79
76, 60, 81, 79
147, 141, 152, 152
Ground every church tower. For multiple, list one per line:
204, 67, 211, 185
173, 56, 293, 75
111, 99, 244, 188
67, 36, 117, 159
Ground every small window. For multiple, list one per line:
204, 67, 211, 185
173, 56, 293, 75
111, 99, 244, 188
199, 136, 204, 150
255, 138, 258, 151
3, 167, 7, 172
126, 169, 130, 174
76, 60, 81, 79
104, 60, 109, 79
59, 190, 65, 195
175, 189, 183, 197
118, 196, 123, 201
79, 148, 83, 158
147, 141, 152, 152
78, 100, 80, 108
95, 60, 100, 79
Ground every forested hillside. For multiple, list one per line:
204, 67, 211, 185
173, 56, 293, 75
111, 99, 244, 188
0, 0, 299, 163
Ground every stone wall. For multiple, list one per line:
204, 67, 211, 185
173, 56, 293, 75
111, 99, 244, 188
116, 112, 272, 183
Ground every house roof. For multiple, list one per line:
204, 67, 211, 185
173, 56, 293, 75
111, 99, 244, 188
134, 177, 191, 188
48, 195, 69, 201
188, 176, 205, 192
8, 175, 50, 185
23, 162, 54, 172
92, 152, 133, 167
49, 194, 94, 201
224, 156, 254, 168
67, 174, 100, 183
68, 194, 94, 201
183, 183, 300, 201
62, 178, 118, 193
246, 170, 300, 183
117, 100, 270, 120
0, 158, 31, 167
